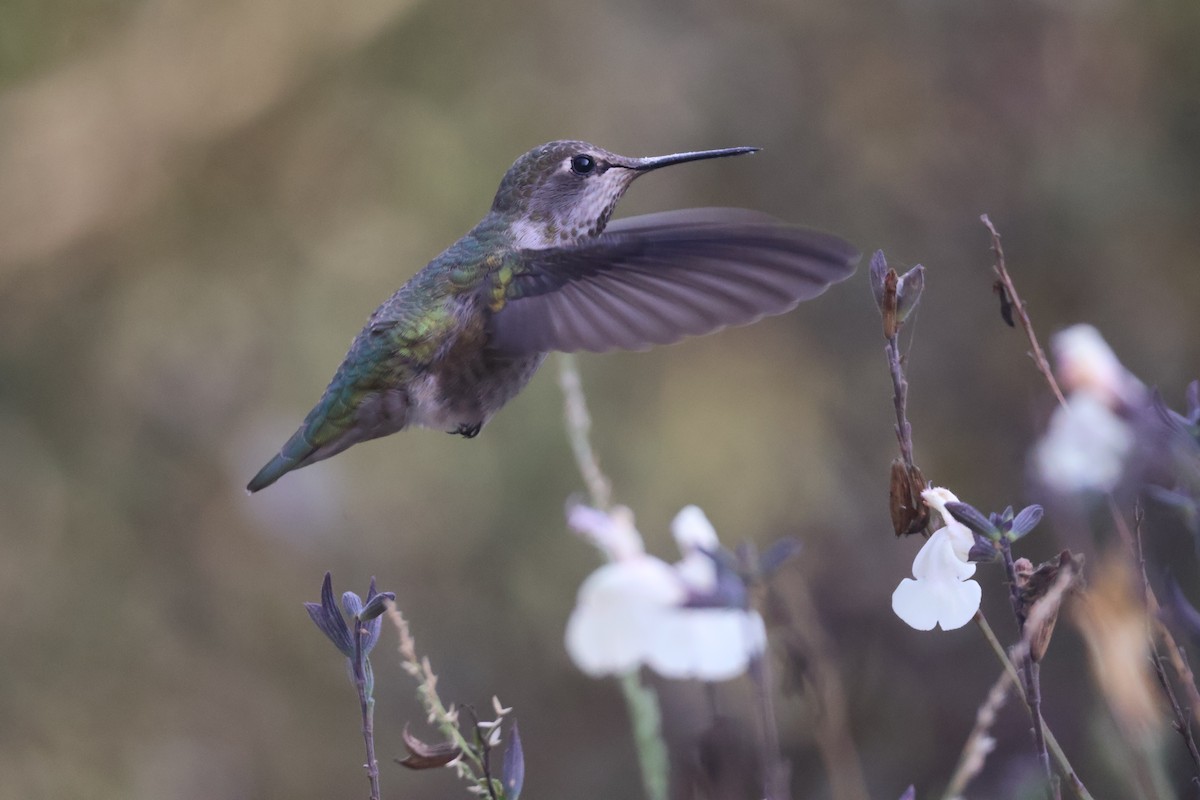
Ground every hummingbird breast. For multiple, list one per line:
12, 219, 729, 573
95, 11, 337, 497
406, 292, 547, 433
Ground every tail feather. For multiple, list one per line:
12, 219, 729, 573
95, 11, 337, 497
246, 427, 318, 493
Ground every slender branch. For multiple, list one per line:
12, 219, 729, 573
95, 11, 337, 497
885, 338, 916, 470
556, 353, 669, 800
353, 619, 382, 800
980, 215, 1067, 408
748, 651, 791, 800
388, 604, 484, 780
1135, 504, 1200, 778
943, 670, 1012, 800
765, 578, 868, 800
557, 353, 612, 510
617, 672, 670, 800
1110, 497, 1200, 729
973, 613, 1094, 800
999, 543, 1057, 799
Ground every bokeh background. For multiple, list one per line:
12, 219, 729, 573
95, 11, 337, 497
2, 0, 1199, 797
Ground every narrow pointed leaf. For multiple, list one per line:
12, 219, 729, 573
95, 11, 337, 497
342, 591, 364, 619
502, 721, 525, 800
1009, 504, 1044, 539
759, 537, 803, 577
869, 250, 889, 310
894, 264, 924, 322
360, 591, 395, 622
397, 724, 462, 769
307, 572, 353, 657
944, 501, 999, 538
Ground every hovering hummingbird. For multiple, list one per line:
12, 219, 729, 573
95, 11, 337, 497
247, 140, 858, 492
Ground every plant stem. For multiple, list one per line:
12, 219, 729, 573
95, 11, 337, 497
557, 353, 669, 800
618, 672, 670, 800
980, 215, 1066, 407
353, 620, 381, 800
886, 336, 916, 471
973, 613, 1093, 800
1134, 504, 1200, 780
557, 353, 611, 510
748, 651, 791, 800
998, 543, 1056, 798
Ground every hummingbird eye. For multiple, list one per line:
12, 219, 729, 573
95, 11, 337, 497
570, 154, 596, 175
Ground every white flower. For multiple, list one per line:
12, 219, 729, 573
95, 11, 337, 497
672, 505, 720, 591
1035, 393, 1135, 493
891, 487, 981, 631
565, 505, 765, 681
1034, 324, 1143, 494
1052, 324, 1142, 407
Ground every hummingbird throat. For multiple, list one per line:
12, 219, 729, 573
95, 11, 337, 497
508, 168, 631, 249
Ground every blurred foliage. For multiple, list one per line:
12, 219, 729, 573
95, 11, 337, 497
1, 0, 1199, 797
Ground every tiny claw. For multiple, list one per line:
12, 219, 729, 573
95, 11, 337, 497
453, 422, 482, 439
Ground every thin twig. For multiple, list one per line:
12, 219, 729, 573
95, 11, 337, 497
748, 652, 791, 800
973, 613, 1094, 800
388, 604, 484, 781
980, 215, 1067, 408
999, 543, 1058, 800
943, 670, 1012, 800
1110, 496, 1200, 733
887, 338, 917, 471
765, 578, 868, 800
352, 620, 382, 800
1135, 503, 1200, 779
557, 353, 612, 510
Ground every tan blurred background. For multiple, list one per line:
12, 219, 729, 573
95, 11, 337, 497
2, 0, 1199, 797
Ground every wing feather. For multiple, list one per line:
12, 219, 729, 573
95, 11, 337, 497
489, 208, 858, 355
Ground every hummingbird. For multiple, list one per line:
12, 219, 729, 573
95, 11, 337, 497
247, 140, 858, 492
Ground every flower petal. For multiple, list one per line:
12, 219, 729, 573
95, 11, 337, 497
567, 504, 645, 561
1036, 393, 1134, 493
892, 579, 939, 631
671, 506, 719, 553
910, 529, 976, 581
934, 578, 982, 630
564, 558, 684, 676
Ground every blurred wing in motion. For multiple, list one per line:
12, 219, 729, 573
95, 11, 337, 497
488, 208, 859, 355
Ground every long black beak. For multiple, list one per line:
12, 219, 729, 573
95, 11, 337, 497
629, 146, 760, 172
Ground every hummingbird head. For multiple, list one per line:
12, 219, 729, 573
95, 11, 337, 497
491, 140, 759, 249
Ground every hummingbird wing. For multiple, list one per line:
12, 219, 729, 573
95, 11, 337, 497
487, 208, 859, 355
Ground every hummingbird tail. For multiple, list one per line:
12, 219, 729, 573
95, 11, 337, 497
246, 428, 319, 493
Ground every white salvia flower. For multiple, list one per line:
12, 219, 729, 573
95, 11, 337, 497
567, 504, 644, 561
644, 607, 767, 682
565, 505, 765, 681
1036, 392, 1135, 493
891, 487, 981, 631
1035, 324, 1143, 494
672, 505, 720, 591
1052, 324, 1142, 407
565, 556, 686, 676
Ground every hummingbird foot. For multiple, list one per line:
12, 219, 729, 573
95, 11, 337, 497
451, 422, 483, 439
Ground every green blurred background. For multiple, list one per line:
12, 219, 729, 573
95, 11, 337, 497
2, 0, 1199, 797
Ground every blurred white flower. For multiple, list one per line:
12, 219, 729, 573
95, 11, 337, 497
1036, 393, 1136, 493
565, 504, 765, 681
1035, 324, 1144, 493
1052, 324, 1142, 407
892, 488, 981, 631
671, 504, 720, 591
